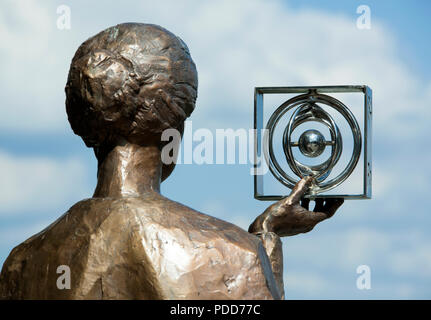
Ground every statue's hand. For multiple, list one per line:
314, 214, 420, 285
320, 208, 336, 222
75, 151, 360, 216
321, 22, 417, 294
249, 176, 344, 237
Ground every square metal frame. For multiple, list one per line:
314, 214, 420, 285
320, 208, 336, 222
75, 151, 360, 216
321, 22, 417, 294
254, 85, 372, 200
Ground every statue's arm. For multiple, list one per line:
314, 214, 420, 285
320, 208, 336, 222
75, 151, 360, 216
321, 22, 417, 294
258, 232, 284, 298
249, 176, 344, 298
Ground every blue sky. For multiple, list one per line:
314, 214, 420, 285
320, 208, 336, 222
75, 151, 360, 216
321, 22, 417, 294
1, 0, 431, 299
287, 0, 431, 78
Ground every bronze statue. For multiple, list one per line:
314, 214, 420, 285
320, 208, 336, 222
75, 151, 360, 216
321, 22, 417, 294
0, 23, 343, 299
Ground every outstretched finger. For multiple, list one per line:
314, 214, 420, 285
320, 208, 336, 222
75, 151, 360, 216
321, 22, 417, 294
285, 176, 315, 205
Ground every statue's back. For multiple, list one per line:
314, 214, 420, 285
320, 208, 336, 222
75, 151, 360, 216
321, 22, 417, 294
0, 195, 279, 299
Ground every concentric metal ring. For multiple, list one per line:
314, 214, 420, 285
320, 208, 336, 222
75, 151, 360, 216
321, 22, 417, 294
283, 102, 342, 183
263, 91, 362, 194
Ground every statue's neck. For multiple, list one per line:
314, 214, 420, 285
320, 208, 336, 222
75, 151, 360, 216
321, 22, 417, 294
93, 142, 162, 198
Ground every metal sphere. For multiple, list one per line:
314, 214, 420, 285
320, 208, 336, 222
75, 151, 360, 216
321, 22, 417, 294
298, 129, 326, 158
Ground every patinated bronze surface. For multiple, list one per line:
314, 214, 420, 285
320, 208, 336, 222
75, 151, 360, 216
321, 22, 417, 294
0, 23, 343, 300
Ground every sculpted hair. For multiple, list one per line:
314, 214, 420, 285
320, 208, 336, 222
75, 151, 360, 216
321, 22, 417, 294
65, 23, 198, 149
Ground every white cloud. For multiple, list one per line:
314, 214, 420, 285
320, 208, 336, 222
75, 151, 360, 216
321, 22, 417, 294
0, 150, 91, 216
0, 0, 73, 131
1, 0, 431, 142
284, 227, 431, 289
165, 0, 431, 142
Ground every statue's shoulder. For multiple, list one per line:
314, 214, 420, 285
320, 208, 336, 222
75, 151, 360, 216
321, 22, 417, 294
126, 195, 260, 251
122, 196, 276, 299
1, 194, 258, 260
0, 197, 138, 299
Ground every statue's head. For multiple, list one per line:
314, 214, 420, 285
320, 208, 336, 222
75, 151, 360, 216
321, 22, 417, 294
65, 23, 198, 180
